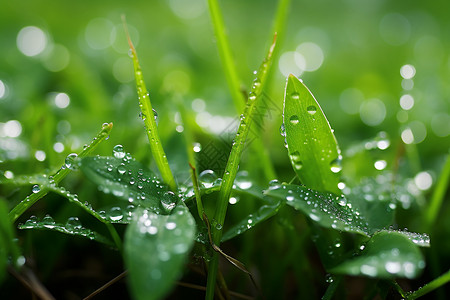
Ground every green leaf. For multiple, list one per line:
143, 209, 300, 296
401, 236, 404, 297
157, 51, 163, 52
283, 75, 341, 194
79, 156, 178, 215
331, 231, 425, 279
0, 200, 11, 284
346, 176, 395, 233
222, 199, 284, 242
124, 204, 196, 300
265, 184, 370, 236
18, 215, 113, 246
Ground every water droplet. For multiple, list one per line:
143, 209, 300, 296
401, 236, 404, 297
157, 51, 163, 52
152, 108, 158, 125
42, 215, 55, 228
199, 170, 218, 188
65, 217, 82, 230
117, 164, 127, 175
24, 215, 38, 227
289, 151, 303, 170
330, 156, 342, 173
64, 153, 78, 170
291, 92, 300, 100
193, 142, 202, 153
113, 145, 126, 159
248, 92, 257, 101
268, 179, 281, 190
165, 222, 177, 230
235, 171, 252, 190
279, 123, 286, 137
289, 115, 299, 125
32, 185, 40, 193
215, 223, 223, 230
109, 207, 124, 221
307, 105, 317, 115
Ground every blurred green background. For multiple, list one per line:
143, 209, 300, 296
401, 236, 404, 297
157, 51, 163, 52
1, 0, 449, 298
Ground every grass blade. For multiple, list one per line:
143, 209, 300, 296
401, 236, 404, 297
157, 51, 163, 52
123, 17, 176, 191
206, 34, 277, 300
9, 123, 113, 222
284, 75, 341, 194
423, 153, 450, 231
331, 231, 425, 279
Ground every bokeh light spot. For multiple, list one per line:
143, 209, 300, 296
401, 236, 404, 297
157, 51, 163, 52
17, 26, 47, 57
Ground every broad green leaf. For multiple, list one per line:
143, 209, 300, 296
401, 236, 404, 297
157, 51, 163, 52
79, 156, 178, 215
283, 75, 341, 194
124, 205, 196, 300
388, 229, 430, 248
331, 231, 425, 279
346, 176, 395, 232
18, 215, 113, 246
265, 184, 370, 236
222, 199, 284, 242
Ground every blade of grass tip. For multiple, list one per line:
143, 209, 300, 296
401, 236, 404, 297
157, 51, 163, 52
321, 275, 342, 300
424, 153, 450, 231
122, 16, 176, 191
9, 123, 113, 222
206, 34, 277, 300
406, 268, 450, 299
207, 0, 246, 112
208, 0, 289, 183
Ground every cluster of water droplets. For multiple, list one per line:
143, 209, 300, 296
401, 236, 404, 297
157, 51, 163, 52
19, 215, 97, 240
386, 228, 430, 247
265, 183, 369, 235
345, 248, 425, 279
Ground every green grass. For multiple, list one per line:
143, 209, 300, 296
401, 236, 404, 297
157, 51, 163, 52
1, 0, 450, 299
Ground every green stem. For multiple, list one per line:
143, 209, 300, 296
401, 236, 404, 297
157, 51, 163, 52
207, 0, 246, 113
9, 123, 113, 222
206, 34, 277, 300
407, 268, 450, 299
105, 222, 123, 253
322, 276, 342, 300
123, 17, 176, 191
424, 153, 450, 230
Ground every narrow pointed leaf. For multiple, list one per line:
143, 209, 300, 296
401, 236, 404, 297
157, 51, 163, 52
283, 75, 341, 194
222, 199, 284, 242
124, 205, 196, 300
79, 156, 178, 215
331, 231, 425, 279
265, 184, 370, 236
18, 215, 113, 246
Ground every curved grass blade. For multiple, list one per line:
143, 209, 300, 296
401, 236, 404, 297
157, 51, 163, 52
123, 17, 176, 191
79, 156, 178, 215
18, 215, 113, 246
221, 199, 284, 242
283, 75, 341, 194
0, 199, 22, 282
265, 184, 370, 236
124, 205, 196, 300
330, 231, 425, 279
9, 123, 113, 222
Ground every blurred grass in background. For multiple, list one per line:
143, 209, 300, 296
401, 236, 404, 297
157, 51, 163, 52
0, 0, 449, 298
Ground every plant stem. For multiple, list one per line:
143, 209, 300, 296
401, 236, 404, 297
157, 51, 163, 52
322, 275, 342, 300
9, 123, 113, 222
123, 16, 177, 191
423, 153, 450, 230
207, 0, 246, 113
205, 34, 277, 300
407, 268, 450, 299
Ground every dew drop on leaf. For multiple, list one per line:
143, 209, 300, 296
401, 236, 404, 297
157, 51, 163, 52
109, 207, 124, 221
113, 144, 126, 159
32, 184, 40, 193
330, 156, 343, 173
289, 115, 299, 125
199, 170, 218, 188
291, 92, 300, 100
307, 105, 317, 115
65, 153, 78, 170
